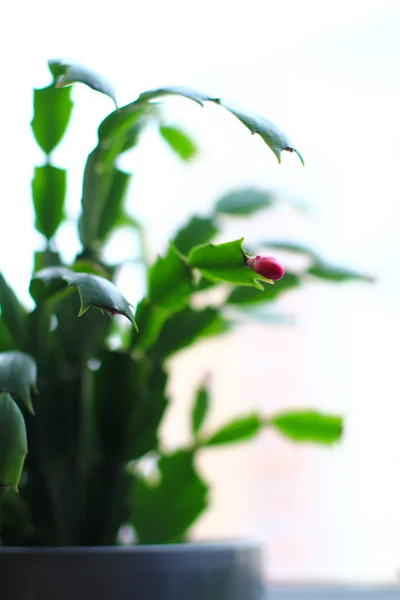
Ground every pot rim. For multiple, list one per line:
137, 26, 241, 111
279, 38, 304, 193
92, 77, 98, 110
0, 539, 261, 554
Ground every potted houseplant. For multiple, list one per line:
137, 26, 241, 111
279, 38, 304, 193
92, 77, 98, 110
0, 60, 366, 600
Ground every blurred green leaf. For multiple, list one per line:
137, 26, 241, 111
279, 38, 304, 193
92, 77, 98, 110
31, 266, 79, 286
0, 392, 27, 492
148, 243, 192, 311
200, 310, 231, 337
308, 261, 373, 283
221, 102, 304, 164
159, 125, 197, 160
85, 356, 168, 544
32, 165, 66, 240
96, 168, 132, 243
173, 216, 219, 255
49, 60, 117, 107
119, 121, 146, 154
191, 382, 209, 436
0, 488, 32, 543
0, 351, 38, 415
153, 307, 228, 358
133, 300, 170, 351
0, 319, 16, 352
29, 267, 71, 306
31, 83, 73, 155
129, 362, 169, 459
115, 212, 141, 230
215, 188, 273, 216
53, 293, 112, 368
270, 410, 343, 444
131, 450, 208, 543
70, 261, 111, 279
94, 351, 168, 460
0, 273, 26, 349
78, 148, 114, 247
188, 238, 273, 289
33, 250, 62, 274
135, 86, 302, 163
195, 276, 218, 292
204, 414, 262, 446
67, 272, 136, 327
227, 272, 300, 305
33, 268, 136, 327
259, 241, 318, 259
79, 114, 145, 248
128, 362, 169, 459
97, 104, 148, 148
138, 86, 213, 106
77, 94, 148, 250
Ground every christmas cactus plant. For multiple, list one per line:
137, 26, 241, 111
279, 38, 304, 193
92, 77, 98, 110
0, 61, 366, 546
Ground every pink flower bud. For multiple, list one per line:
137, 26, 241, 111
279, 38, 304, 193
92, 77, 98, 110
246, 255, 285, 281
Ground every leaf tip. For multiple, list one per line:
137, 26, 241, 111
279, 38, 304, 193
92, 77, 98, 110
22, 394, 36, 416
78, 304, 89, 317
284, 146, 304, 166
253, 279, 264, 290
120, 306, 137, 330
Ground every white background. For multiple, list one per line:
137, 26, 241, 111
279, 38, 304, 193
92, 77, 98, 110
1, 0, 400, 583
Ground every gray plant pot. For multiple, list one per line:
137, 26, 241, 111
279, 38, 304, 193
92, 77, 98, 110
0, 542, 265, 600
